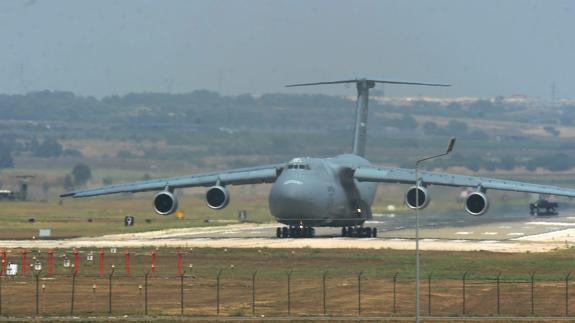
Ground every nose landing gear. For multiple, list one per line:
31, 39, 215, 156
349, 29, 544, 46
276, 226, 316, 238
341, 226, 377, 238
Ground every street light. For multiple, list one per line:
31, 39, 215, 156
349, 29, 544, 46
415, 137, 455, 323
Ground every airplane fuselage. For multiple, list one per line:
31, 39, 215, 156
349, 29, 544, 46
269, 154, 377, 227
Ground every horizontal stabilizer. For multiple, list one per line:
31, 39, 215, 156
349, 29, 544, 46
286, 78, 450, 87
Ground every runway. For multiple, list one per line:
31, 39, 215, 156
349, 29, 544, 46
3, 205, 575, 252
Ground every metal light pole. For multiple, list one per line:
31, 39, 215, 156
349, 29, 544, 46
415, 137, 455, 323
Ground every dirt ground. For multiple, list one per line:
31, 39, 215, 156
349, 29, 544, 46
2, 271, 575, 318
1, 248, 575, 320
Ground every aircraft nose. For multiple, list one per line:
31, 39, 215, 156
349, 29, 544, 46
269, 179, 326, 221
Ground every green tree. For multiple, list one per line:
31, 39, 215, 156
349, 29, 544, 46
33, 138, 63, 158
63, 174, 74, 191
499, 156, 516, 171
0, 142, 14, 168
72, 163, 92, 187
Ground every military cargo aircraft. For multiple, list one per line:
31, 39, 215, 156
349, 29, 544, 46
61, 78, 575, 238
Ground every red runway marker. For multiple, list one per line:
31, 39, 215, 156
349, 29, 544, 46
1, 250, 7, 275
99, 249, 105, 276
73, 249, 79, 274
124, 250, 130, 274
47, 249, 54, 275
21, 249, 27, 275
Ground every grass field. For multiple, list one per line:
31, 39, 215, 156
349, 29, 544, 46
0, 191, 274, 239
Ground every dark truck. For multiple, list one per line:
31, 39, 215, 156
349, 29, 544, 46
529, 198, 558, 216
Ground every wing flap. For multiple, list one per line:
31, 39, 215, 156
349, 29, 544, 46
354, 166, 575, 198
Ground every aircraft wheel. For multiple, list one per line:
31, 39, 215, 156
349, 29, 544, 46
364, 227, 372, 238
372, 227, 377, 238
289, 227, 296, 238
282, 227, 289, 238
276, 227, 281, 238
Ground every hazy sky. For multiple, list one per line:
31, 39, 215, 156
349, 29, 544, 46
1, 0, 574, 99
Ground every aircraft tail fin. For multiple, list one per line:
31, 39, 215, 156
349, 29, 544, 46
286, 78, 450, 157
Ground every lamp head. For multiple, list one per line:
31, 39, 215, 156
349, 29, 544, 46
446, 137, 456, 154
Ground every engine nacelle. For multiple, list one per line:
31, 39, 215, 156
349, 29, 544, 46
465, 191, 489, 216
153, 190, 178, 215
405, 186, 430, 210
206, 185, 230, 210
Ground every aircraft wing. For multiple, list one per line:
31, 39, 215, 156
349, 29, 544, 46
354, 166, 575, 197
61, 164, 284, 198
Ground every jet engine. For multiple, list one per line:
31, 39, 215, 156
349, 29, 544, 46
465, 191, 489, 216
405, 186, 430, 210
206, 185, 230, 210
153, 190, 178, 215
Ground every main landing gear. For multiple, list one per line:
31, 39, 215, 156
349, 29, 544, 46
276, 226, 316, 238
342, 226, 377, 238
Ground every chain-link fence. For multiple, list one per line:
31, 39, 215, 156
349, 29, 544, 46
1, 248, 575, 318
2, 270, 575, 317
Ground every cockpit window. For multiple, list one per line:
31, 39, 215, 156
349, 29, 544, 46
287, 158, 310, 170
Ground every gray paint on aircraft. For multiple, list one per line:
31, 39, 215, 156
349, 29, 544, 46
62, 78, 575, 231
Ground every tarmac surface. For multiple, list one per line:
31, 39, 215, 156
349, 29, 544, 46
3, 205, 575, 252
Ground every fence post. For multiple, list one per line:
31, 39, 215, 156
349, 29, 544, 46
428, 272, 433, 316
92, 284, 96, 313
530, 272, 535, 315
108, 266, 115, 314
70, 271, 77, 314
144, 271, 149, 315
462, 271, 468, 315
566, 271, 571, 317
357, 271, 363, 316
496, 272, 502, 316
393, 272, 399, 314
177, 248, 182, 275
287, 270, 293, 316
216, 269, 222, 315
322, 271, 328, 316
35, 270, 40, 315
252, 270, 257, 316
